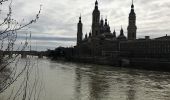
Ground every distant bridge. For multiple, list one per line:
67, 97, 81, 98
1, 51, 47, 58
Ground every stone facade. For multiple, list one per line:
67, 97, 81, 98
75, 0, 170, 59
120, 39, 170, 58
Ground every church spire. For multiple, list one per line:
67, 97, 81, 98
113, 29, 116, 38
94, 0, 99, 10
95, 0, 98, 6
79, 14, 81, 23
127, 0, 137, 40
120, 26, 124, 35
130, 0, 135, 14
131, 0, 134, 9
77, 15, 83, 45
104, 18, 107, 26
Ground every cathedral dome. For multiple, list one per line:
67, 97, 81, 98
117, 27, 127, 40
117, 35, 126, 40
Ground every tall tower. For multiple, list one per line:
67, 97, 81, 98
77, 16, 83, 45
92, 0, 100, 36
127, 0, 137, 40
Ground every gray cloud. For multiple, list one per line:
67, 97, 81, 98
0, 0, 170, 50
17, 33, 76, 42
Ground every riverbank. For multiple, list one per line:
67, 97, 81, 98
47, 48, 170, 72
63, 56, 170, 72
129, 58, 170, 71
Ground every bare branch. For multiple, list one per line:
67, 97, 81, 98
0, 0, 8, 4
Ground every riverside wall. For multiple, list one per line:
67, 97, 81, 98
65, 56, 170, 71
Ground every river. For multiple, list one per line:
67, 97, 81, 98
1, 57, 170, 100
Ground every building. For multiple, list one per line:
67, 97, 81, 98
75, 0, 170, 59
127, 0, 137, 40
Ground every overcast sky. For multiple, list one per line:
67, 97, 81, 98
1, 0, 170, 51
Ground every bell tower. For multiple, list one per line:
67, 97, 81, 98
127, 0, 137, 40
92, 0, 100, 36
77, 15, 83, 45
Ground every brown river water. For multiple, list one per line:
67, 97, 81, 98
1, 57, 170, 100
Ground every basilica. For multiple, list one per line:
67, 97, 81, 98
77, 0, 136, 44
75, 0, 170, 59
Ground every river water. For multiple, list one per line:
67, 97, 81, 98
1, 58, 170, 100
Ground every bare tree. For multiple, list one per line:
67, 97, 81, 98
0, 0, 43, 100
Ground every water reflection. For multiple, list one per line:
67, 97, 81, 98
74, 65, 116, 100
72, 63, 170, 100
1, 59, 170, 100
74, 67, 82, 100
0, 66, 12, 94
74, 65, 111, 100
126, 75, 136, 100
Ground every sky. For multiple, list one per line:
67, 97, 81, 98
1, 0, 170, 51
